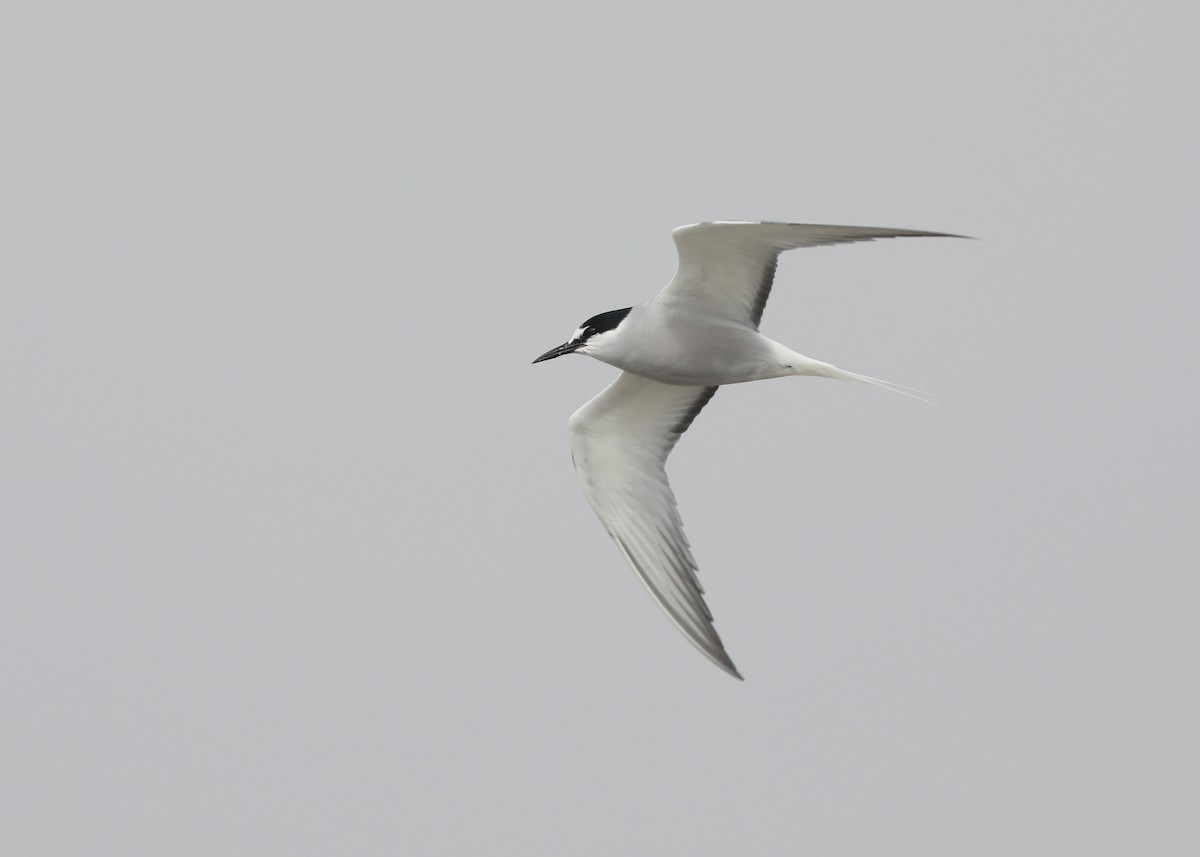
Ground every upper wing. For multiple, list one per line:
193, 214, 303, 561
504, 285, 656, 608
567, 372, 739, 678
655, 221, 964, 329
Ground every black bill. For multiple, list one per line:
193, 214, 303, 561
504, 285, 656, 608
532, 341, 582, 364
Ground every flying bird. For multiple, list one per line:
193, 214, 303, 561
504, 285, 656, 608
533, 222, 965, 678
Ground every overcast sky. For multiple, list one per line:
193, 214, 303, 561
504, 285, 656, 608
3, 1, 1198, 855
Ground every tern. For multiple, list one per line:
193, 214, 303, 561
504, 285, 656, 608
534, 221, 964, 678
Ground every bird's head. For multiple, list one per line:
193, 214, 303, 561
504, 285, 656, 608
532, 307, 632, 364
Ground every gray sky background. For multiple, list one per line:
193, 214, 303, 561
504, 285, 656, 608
3, 2, 1198, 855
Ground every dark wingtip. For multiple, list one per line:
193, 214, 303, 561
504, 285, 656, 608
713, 652, 744, 681
721, 661, 745, 681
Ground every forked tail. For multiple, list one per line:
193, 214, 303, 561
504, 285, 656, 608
809, 360, 935, 404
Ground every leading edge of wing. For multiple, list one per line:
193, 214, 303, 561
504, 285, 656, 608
567, 373, 742, 679
672, 221, 973, 243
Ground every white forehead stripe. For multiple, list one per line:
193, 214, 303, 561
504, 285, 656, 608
571, 326, 587, 342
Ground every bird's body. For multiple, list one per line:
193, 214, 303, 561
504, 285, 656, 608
584, 305, 807, 386
534, 221, 965, 678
